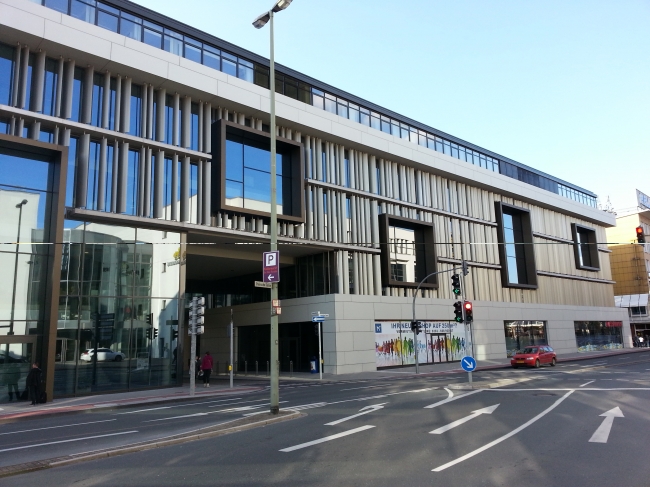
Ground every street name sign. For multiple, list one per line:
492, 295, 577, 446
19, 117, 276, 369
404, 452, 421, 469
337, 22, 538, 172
312, 315, 325, 323
255, 281, 272, 288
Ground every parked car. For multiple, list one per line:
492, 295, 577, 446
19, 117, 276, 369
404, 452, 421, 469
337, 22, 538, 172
511, 346, 556, 368
80, 348, 126, 362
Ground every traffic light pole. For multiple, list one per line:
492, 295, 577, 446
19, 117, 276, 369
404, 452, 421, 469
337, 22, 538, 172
189, 315, 196, 397
411, 267, 459, 374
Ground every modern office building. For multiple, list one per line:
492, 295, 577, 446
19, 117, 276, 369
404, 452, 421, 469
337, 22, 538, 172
607, 193, 650, 343
0, 0, 629, 402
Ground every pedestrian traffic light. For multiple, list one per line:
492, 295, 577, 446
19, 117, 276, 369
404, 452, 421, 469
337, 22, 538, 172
464, 301, 473, 323
153, 328, 158, 339
172, 328, 178, 340
451, 274, 461, 296
453, 301, 463, 322
145, 328, 152, 339
636, 226, 645, 244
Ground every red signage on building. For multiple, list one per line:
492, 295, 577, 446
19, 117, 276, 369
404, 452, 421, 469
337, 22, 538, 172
605, 321, 622, 327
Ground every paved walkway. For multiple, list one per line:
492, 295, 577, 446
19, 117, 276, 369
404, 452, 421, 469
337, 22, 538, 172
1, 347, 648, 422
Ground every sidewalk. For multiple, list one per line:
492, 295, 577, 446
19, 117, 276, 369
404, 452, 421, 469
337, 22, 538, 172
0, 383, 264, 423
1, 347, 647, 423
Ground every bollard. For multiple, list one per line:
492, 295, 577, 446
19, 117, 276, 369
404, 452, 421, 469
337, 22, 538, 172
267, 360, 269, 376
245, 361, 247, 376
290, 360, 293, 377
255, 360, 258, 376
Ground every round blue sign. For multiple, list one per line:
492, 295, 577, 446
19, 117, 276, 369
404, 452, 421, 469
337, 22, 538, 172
460, 356, 476, 372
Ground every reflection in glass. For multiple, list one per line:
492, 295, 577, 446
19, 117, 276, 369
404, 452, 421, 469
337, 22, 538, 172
504, 321, 547, 357
389, 226, 416, 282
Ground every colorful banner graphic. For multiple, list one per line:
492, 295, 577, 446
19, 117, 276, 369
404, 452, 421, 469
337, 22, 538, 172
374, 320, 467, 368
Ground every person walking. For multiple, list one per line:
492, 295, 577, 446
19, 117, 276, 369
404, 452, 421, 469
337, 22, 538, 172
25, 363, 43, 406
201, 351, 213, 387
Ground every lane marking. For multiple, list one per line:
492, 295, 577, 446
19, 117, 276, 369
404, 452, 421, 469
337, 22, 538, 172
144, 401, 287, 421
340, 384, 390, 391
285, 402, 327, 411
117, 397, 246, 414
430, 404, 499, 434
325, 403, 387, 426
424, 390, 482, 409
589, 407, 624, 443
0, 419, 116, 436
486, 387, 650, 391
279, 425, 375, 452
432, 390, 574, 472
579, 381, 595, 387
0, 431, 138, 453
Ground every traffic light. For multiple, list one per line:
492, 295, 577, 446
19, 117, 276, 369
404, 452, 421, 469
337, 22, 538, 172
189, 296, 205, 334
464, 301, 473, 323
461, 260, 469, 276
451, 274, 461, 296
411, 321, 422, 333
172, 328, 178, 340
153, 328, 158, 339
145, 313, 152, 325
636, 226, 645, 244
145, 328, 152, 339
453, 301, 463, 322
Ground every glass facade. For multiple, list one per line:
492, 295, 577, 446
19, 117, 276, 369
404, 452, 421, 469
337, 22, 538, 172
56, 222, 181, 396
503, 212, 527, 285
389, 226, 416, 283
504, 321, 548, 357
29, 2, 597, 207
574, 321, 623, 353
225, 132, 292, 215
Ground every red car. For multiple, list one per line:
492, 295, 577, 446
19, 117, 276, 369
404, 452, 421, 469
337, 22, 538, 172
511, 346, 556, 368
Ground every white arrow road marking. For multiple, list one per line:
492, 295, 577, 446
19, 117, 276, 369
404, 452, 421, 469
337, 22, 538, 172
0, 431, 138, 453
325, 403, 387, 426
589, 407, 624, 443
424, 389, 482, 409
279, 425, 375, 452
430, 404, 499, 434
432, 390, 574, 472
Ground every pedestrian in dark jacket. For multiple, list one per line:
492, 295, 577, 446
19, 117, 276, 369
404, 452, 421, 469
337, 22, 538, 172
25, 363, 42, 406
201, 352, 213, 387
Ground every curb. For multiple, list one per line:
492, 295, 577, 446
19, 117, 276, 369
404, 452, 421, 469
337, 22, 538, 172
0, 386, 264, 424
0, 410, 302, 478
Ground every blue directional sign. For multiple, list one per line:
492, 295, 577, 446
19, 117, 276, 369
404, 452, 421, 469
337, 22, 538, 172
460, 356, 476, 372
312, 316, 325, 323
375, 323, 382, 333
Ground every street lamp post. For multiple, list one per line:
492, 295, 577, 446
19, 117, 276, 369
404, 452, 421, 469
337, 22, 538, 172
9, 199, 28, 336
253, 0, 293, 416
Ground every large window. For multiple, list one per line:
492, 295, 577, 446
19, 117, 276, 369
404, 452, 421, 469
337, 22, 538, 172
379, 214, 437, 288
574, 321, 623, 352
572, 223, 599, 271
214, 120, 304, 221
495, 202, 537, 289
504, 321, 548, 357
0, 44, 14, 106
42, 57, 58, 116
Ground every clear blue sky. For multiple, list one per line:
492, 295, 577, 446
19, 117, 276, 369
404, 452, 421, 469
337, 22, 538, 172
132, 0, 649, 213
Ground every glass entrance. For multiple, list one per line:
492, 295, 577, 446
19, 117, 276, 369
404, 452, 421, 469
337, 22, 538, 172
427, 333, 450, 363
55, 338, 77, 363
0, 341, 35, 403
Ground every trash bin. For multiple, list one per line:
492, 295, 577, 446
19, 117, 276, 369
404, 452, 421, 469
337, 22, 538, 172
310, 357, 317, 373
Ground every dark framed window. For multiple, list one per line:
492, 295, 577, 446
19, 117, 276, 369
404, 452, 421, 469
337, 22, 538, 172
378, 213, 437, 289
571, 223, 599, 271
212, 119, 304, 222
495, 202, 537, 289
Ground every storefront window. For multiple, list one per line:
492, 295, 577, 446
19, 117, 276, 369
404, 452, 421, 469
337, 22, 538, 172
574, 321, 623, 352
54, 222, 181, 396
504, 321, 548, 357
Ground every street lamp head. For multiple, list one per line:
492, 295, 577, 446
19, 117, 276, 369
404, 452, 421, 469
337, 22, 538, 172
253, 11, 271, 29
272, 0, 292, 12
16, 199, 28, 208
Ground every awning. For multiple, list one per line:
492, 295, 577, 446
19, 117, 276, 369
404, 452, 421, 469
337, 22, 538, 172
615, 294, 649, 308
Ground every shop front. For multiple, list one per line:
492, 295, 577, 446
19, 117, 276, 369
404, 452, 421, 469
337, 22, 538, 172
574, 321, 623, 352
504, 321, 548, 357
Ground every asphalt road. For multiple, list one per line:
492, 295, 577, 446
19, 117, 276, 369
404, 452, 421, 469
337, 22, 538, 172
3, 352, 650, 486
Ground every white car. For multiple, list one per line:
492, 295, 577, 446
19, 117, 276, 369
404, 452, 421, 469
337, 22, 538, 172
80, 348, 126, 362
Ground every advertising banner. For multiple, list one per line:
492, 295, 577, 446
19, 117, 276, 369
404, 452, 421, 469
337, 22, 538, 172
374, 320, 467, 368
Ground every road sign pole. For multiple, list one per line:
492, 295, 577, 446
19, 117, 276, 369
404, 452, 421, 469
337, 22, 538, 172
189, 298, 196, 397
318, 321, 322, 380
230, 308, 234, 389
